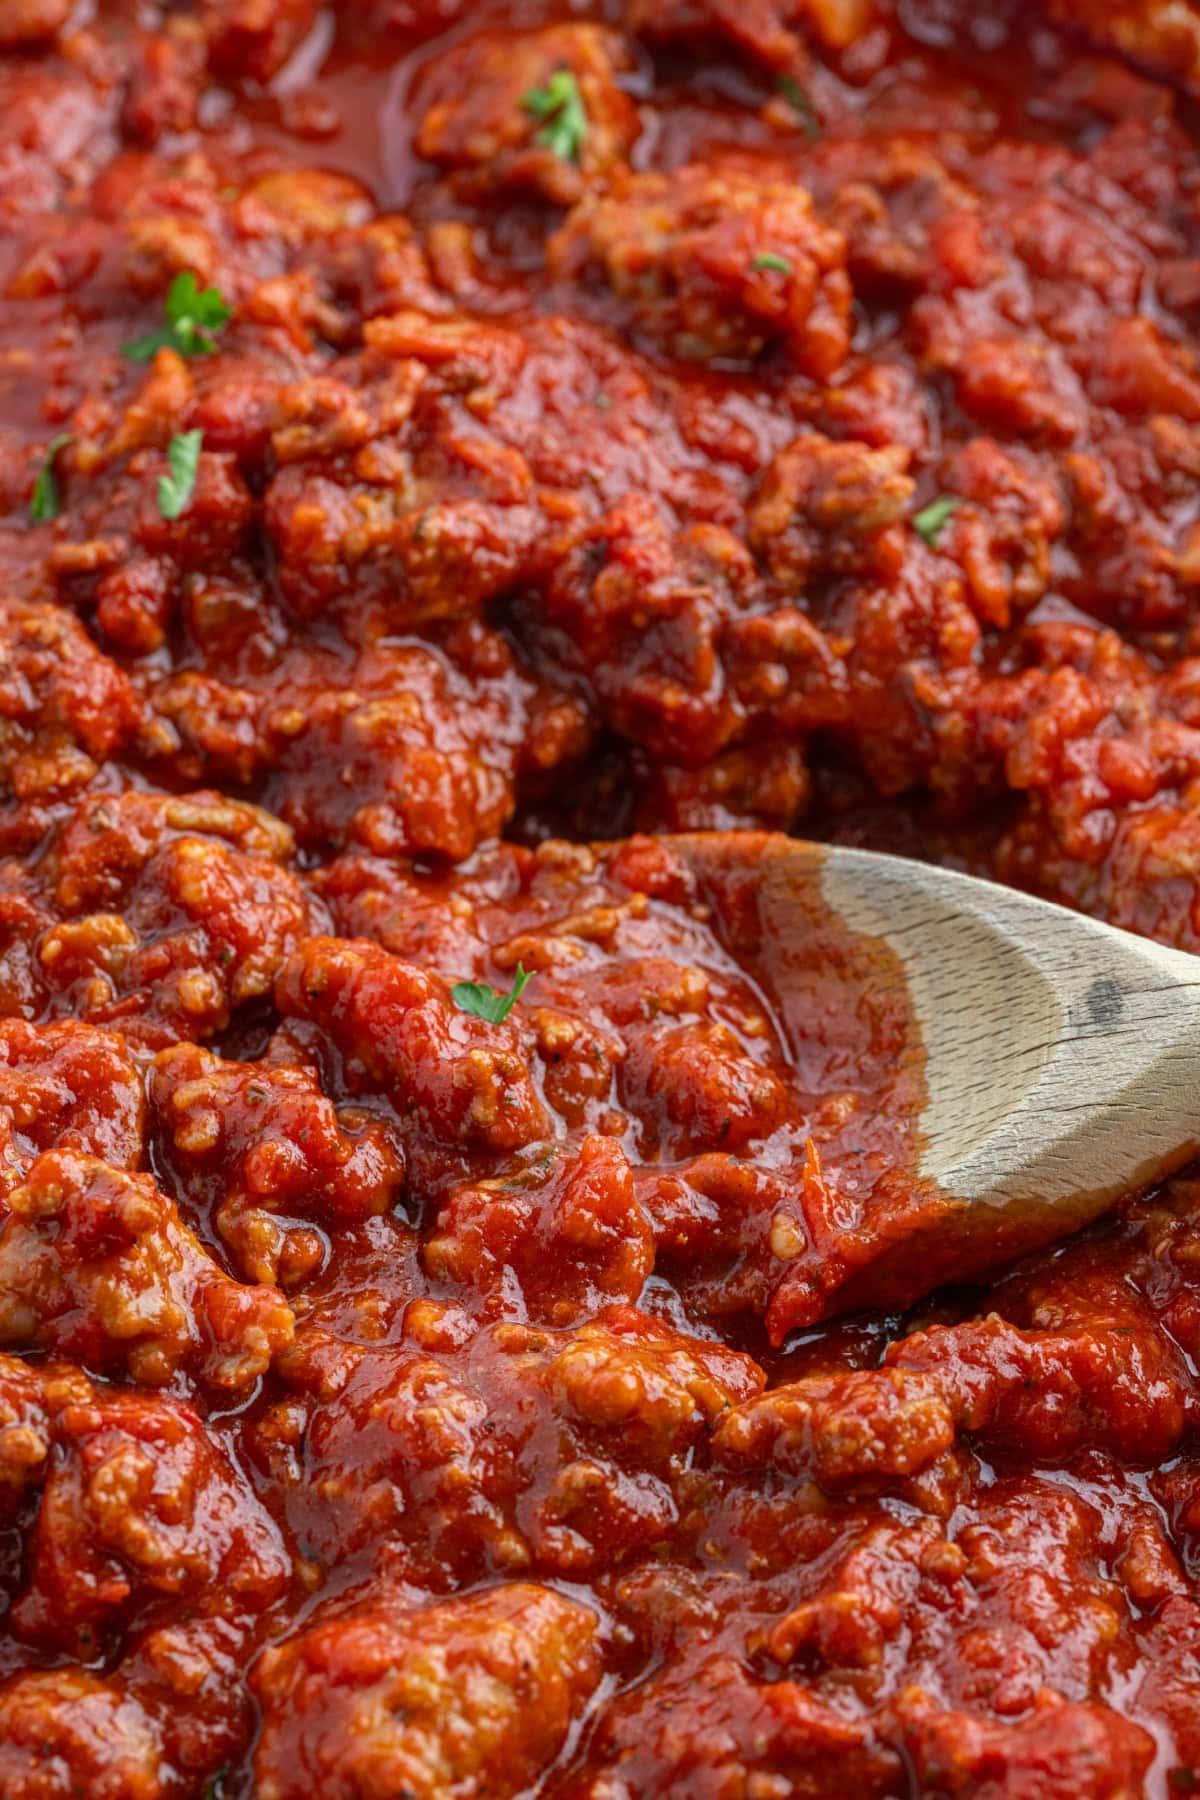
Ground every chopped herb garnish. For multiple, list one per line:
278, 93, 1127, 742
451, 964, 532, 1025
202, 1771, 229, 1800
750, 252, 793, 275
30, 433, 73, 524
522, 68, 588, 165
158, 428, 203, 521
123, 271, 232, 362
777, 74, 821, 141
912, 495, 961, 546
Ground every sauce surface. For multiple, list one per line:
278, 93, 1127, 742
3, 1, 1200, 1795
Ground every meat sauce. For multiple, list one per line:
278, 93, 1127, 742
3, 0, 1200, 1795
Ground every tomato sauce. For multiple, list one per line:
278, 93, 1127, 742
3, 0, 1200, 1794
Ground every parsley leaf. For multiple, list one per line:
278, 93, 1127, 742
750, 252, 792, 274
522, 69, 588, 164
912, 495, 961, 546
777, 74, 821, 141
123, 271, 232, 362
158, 429, 203, 521
30, 433, 73, 524
451, 965, 532, 1025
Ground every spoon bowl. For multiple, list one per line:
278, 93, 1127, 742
670, 832, 1200, 1313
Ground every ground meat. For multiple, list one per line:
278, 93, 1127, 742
1047, 1, 1200, 93
252, 1306, 761, 1582
0, 597, 142, 821
624, 0, 874, 65
121, 27, 208, 145
533, 501, 756, 765
566, 1650, 902, 1798
548, 164, 852, 373
276, 935, 549, 1159
747, 433, 915, 588
0, 0, 68, 44
8, 792, 320, 1045
0, 1019, 145, 1195
899, 1690, 1157, 1800
425, 1136, 654, 1323
712, 1283, 1194, 1496
263, 471, 540, 623
144, 632, 539, 862
200, 0, 321, 82
0, 1356, 88, 1521
622, 1018, 792, 1156
253, 1582, 604, 1800
150, 1042, 406, 1285
302, 836, 909, 1335
268, 637, 536, 860
415, 25, 640, 205
11, 1383, 290, 1656
929, 438, 1067, 629
624, 0, 801, 65
0, 1150, 294, 1388
0, 1669, 167, 1800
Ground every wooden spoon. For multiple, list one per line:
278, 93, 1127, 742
672, 832, 1200, 1315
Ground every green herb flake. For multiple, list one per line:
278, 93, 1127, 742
750, 252, 792, 275
912, 495, 960, 547
158, 428, 203, 521
777, 74, 821, 141
522, 69, 588, 165
123, 271, 232, 362
451, 964, 533, 1025
30, 433, 73, 524
202, 1770, 229, 1800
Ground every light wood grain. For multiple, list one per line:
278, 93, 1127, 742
822, 847, 1200, 1208
671, 832, 1200, 1306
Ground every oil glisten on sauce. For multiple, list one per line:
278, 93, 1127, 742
4, 1, 1200, 1795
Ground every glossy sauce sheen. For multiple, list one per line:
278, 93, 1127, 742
3, 0, 1200, 1795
